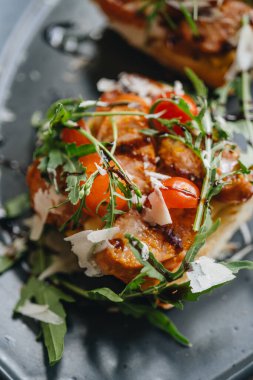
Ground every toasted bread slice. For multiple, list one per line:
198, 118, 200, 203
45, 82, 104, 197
93, 0, 252, 87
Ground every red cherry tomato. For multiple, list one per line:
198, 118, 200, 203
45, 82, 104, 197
152, 92, 198, 135
160, 177, 200, 209
79, 154, 127, 217
79, 153, 101, 175
61, 120, 90, 146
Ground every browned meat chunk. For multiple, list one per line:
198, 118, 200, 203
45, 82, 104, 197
95, 209, 196, 283
180, 1, 252, 54
158, 137, 204, 182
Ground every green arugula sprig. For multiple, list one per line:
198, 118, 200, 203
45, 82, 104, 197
139, 0, 199, 33
15, 276, 74, 366
5, 67, 253, 364
34, 98, 149, 228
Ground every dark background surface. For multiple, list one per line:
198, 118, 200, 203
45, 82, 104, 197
0, 1, 253, 379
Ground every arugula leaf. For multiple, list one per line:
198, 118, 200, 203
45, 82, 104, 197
66, 172, 86, 205
4, 193, 30, 218
140, 128, 159, 136
184, 212, 220, 264
0, 254, 22, 274
180, 5, 199, 36
125, 234, 164, 282
120, 270, 147, 296
65, 143, 97, 158
15, 277, 73, 366
30, 247, 52, 276
0, 239, 27, 274
222, 260, 253, 274
238, 160, 251, 175
84, 288, 123, 302
119, 302, 191, 347
59, 280, 123, 303
185, 68, 207, 98
50, 103, 71, 127
47, 150, 64, 171
157, 280, 229, 305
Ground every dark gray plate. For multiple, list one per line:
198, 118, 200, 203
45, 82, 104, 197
0, 1, 253, 379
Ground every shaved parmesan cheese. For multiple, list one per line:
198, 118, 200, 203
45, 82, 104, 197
144, 171, 170, 181
143, 187, 172, 226
94, 163, 107, 176
131, 192, 147, 206
30, 188, 63, 241
97, 78, 118, 92
201, 150, 211, 169
141, 243, 149, 261
119, 73, 170, 98
226, 22, 253, 80
79, 100, 108, 108
87, 227, 119, 243
65, 120, 78, 127
187, 256, 235, 293
174, 81, 184, 96
17, 300, 63, 325
65, 227, 119, 277
97, 73, 171, 102
145, 171, 170, 189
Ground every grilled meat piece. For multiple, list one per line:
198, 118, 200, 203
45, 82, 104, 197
158, 138, 204, 182
93, 92, 157, 193
95, 209, 196, 283
180, 0, 253, 54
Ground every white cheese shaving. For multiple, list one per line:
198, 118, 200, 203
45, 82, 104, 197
17, 300, 64, 325
174, 81, 184, 96
97, 73, 171, 102
30, 188, 62, 241
226, 22, 253, 81
65, 227, 119, 277
119, 73, 171, 98
65, 120, 78, 127
144, 171, 170, 181
79, 100, 109, 108
143, 187, 172, 226
94, 163, 107, 176
144, 170, 170, 189
141, 243, 150, 261
201, 150, 211, 169
131, 192, 147, 206
187, 256, 235, 293
97, 78, 118, 92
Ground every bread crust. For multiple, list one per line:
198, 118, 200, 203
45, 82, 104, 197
105, 19, 233, 88
93, 0, 252, 87
200, 197, 253, 259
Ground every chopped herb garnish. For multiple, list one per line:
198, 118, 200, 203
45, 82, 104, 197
2, 67, 253, 365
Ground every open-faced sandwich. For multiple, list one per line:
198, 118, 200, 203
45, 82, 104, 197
93, 0, 253, 87
2, 72, 253, 364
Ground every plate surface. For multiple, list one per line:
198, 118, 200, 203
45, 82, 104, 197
0, 1, 253, 379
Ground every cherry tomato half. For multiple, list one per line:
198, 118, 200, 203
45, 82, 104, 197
152, 92, 198, 135
61, 120, 90, 146
79, 154, 127, 217
79, 153, 101, 175
160, 177, 200, 209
